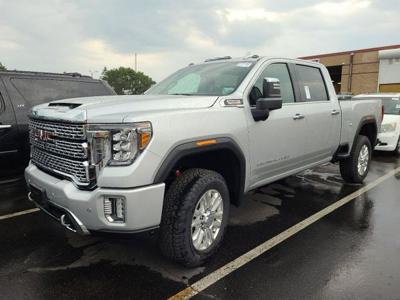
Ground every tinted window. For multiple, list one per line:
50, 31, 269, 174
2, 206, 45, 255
0, 92, 4, 113
250, 63, 295, 105
296, 65, 329, 101
10, 78, 114, 106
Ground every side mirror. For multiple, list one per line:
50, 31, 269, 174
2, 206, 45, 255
263, 77, 281, 99
251, 78, 282, 121
256, 98, 282, 111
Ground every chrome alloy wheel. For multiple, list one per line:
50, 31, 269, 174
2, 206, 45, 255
357, 144, 369, 176
191, 189, 224, 251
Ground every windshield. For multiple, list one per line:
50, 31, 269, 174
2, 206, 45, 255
382, 98, 400, 115
146, 61, 255, 96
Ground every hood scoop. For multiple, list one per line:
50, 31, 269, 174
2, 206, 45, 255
48, 103, 82, 109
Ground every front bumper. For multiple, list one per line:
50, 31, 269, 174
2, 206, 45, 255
25, 163, 165, 234
375, 133, 399, 152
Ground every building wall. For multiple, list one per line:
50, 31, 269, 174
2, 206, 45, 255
378, 49, 400, 92
317, 51, 379, 94
300, 45, 400, 95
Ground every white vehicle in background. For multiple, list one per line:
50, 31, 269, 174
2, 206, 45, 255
354, 93, 400, 154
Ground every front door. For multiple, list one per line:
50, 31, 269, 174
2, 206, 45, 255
247, 62, 308, 189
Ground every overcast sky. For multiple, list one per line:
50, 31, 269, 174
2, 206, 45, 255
0, 0, 399, 81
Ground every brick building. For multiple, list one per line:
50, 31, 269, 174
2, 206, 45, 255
299, 44, 400, 95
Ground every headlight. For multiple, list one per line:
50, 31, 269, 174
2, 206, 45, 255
381, 122, 397, 133
87, 122, 152, 166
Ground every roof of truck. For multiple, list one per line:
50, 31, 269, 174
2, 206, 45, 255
200, 55, 322, 67
0, 70, 92, 79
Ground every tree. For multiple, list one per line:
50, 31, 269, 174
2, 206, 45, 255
101, 67, 155, 95
0, 62, 6, 71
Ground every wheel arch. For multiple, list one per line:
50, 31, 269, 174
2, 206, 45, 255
356, 117, 378, 149
154, 137, 246, 206
335, 117, 378, 160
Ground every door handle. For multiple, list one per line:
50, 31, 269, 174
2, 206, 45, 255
331, 110, 340, 116
0, 124, 12, 129
293, 114, 305, 120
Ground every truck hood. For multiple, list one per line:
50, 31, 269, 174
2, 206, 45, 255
31, 94, 219, 123
382, 114, 400, 125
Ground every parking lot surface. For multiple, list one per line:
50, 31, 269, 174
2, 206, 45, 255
1, 153, 399, 299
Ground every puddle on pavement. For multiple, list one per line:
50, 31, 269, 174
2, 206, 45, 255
29, 232, 204, 284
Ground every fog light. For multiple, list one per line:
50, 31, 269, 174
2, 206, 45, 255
104, 196, 125, 223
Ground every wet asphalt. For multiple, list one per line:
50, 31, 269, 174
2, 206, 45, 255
0, 153, 399, 299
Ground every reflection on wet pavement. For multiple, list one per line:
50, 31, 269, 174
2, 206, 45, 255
1, 153, 399, 299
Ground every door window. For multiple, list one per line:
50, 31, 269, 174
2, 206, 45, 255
296, 65, 329, 101
249, 63, 295, 106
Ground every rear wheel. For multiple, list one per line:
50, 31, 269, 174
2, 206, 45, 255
159, 169, 230, 266
340, 135, 372, 184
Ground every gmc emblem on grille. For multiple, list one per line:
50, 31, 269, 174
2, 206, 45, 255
33, 129, 53, 141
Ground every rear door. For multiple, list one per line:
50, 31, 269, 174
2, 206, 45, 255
293, 64, 341, 162
0, 78, 18, 157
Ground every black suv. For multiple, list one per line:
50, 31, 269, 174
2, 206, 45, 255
0, 71, 115, 174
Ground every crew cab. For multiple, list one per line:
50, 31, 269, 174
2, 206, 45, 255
0, 70, 115, 171
25, 57, 382, 266
353, 93, 400, 154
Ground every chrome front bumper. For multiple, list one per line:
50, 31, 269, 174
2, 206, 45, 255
25, 163, 165, 234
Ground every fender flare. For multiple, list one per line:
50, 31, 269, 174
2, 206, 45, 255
334, 116, 378, 160
354, 116, 378, 147
153, 137, 246, 205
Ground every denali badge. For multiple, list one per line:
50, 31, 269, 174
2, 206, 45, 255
33, 129, 53, 141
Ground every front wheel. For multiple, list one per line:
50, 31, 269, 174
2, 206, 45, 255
159, 169, 230, 266
340, 135, 372, 184
394, 137, 400, 156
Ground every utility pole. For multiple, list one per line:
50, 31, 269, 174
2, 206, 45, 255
134, 53, 137, 71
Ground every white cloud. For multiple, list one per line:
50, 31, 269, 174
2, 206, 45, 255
0, 0, 398, 82
313, 0, 371, 16
216, 8, 285, 22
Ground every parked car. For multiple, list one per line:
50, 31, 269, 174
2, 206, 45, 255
25, 57, 382, 266
0, 71, 115, 170
353, 93, 400, 154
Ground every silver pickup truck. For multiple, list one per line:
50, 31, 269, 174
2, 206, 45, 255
25, 56, 382, 266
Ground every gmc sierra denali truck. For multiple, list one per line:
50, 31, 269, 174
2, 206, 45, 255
25, 56, 382, 266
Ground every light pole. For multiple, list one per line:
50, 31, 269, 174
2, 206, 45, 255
134, 53, 137, 71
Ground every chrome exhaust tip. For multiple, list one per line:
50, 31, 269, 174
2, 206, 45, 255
60, 214, 78, 233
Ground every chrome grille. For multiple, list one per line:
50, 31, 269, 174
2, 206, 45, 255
29, 118, 92, 187
30, 133, 87, 159
31, 147, 89, 184
29, 118, 86, 140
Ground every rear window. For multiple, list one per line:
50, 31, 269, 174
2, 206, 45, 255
296, 65, 329, 101
10, 78, 114, 106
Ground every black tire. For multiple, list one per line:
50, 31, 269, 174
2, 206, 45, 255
340, 135, 372, 184
159, 168, 230, 266
394, 137, 400, 156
